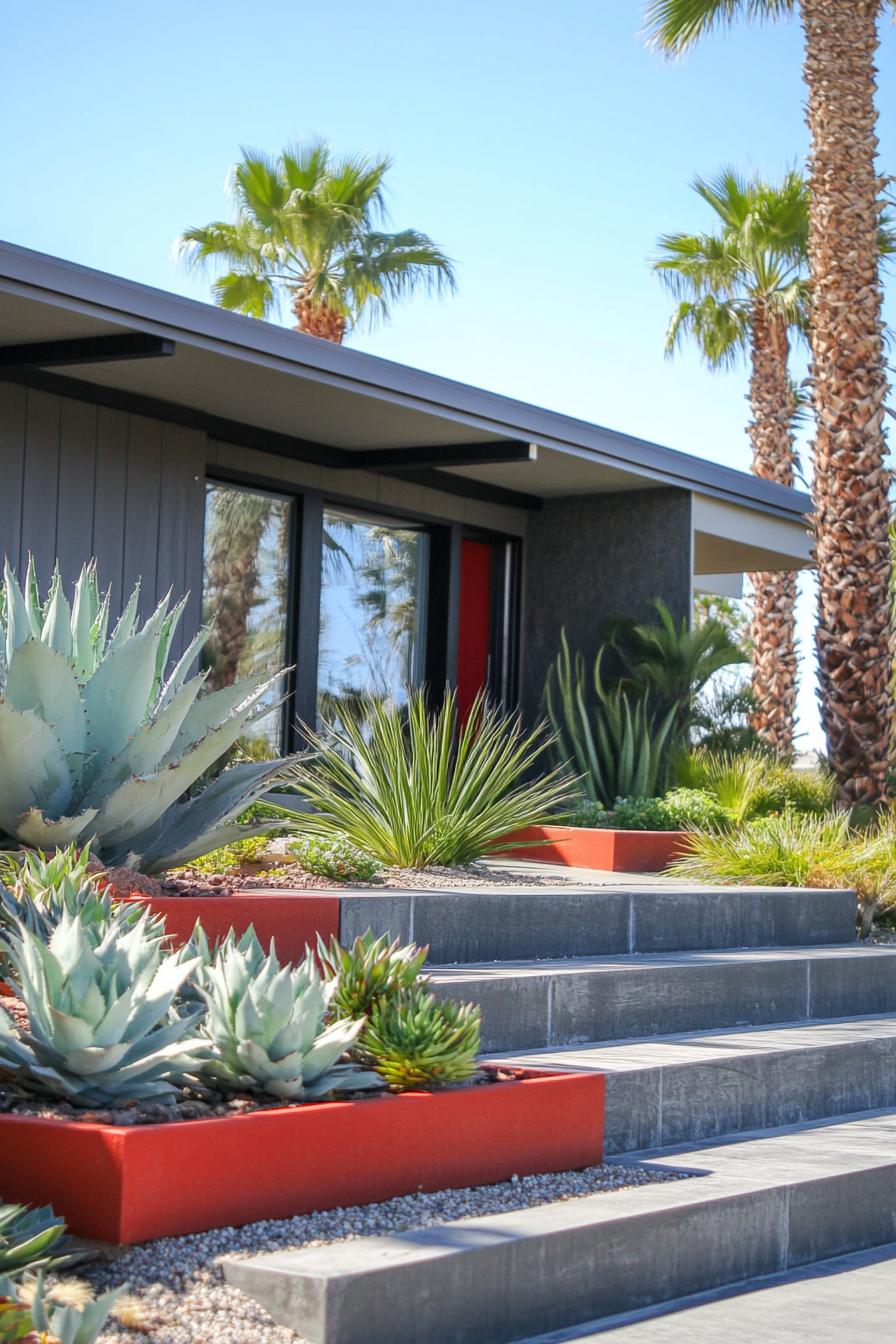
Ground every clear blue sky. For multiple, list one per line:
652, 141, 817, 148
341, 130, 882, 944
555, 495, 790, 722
3, 1, 895, 749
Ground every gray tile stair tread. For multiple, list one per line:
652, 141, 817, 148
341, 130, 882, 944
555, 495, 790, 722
523, 1242, 896, 1342
429, 944, 896, 979
229, 1111, 896, 1279
494, 1014, 896, 1072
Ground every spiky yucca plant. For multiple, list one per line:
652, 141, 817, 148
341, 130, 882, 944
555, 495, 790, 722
365, 986, 480, 1089
194, 932, 383, 1100
0, 1204, 66, 1279
317, 930, 429, 1021
0, 905, 204, 1106
290, 689, 572, 868
0, 560, 298, 872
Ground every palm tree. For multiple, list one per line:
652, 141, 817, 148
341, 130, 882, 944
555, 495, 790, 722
178, 139, 456, 343
655, 168, 809, 757
645, 0, 894, 806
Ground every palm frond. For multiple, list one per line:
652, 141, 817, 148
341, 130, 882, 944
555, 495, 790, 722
643, 0, 795, 55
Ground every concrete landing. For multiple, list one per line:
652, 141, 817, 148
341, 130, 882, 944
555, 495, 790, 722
223, 1110, 896, 1344
525, 1241, 896, 1341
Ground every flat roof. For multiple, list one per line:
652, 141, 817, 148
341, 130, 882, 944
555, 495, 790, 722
0, 239, 812, 523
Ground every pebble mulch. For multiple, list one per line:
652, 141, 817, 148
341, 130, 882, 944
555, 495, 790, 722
84, 1162, 689, 1344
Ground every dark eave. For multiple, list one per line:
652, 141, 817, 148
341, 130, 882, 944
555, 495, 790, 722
0, 239, 812, 524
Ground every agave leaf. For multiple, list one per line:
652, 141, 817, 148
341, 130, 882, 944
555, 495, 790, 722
104, 582, 141, 654
3, 559, 32, 666
71, 562, 101, 679
40, 573, 73, 659
0, 702, 72, 832
159, 624, 213, 708
13, 807, 100, 849
5, 641, 89, 761
79, 677, 204, 807
81, 595, 171, 766
163, 669, 283, 764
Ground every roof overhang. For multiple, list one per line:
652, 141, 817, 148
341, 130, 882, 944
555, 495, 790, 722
0, 239, 813, 532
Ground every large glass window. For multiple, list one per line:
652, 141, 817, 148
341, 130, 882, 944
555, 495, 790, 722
317, 507, 429, 719
201, 481, 292, 756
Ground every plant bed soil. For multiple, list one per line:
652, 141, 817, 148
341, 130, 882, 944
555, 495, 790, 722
497, 824, 692, 873
0, 1067, 604, 1244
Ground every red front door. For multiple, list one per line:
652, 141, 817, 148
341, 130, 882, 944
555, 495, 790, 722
457, 539, 493, 720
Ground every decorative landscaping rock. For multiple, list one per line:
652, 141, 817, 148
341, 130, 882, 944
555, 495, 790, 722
0, 1067, 604, 1243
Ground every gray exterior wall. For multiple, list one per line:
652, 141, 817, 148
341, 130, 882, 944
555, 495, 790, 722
520, 487, 693, 723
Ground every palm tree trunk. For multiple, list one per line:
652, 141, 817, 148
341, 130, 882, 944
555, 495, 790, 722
291, 287, 346, 344
801, 0, 893, 805
747, 303, 799, 757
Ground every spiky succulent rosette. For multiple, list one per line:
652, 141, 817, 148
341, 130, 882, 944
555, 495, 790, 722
194, 932, 384, 1101
0, 1202, 67, 1279
0, 559, 299, 872
364, 986, 481, 1090
317, 929, 429, 1021
0, 905, 205, 1107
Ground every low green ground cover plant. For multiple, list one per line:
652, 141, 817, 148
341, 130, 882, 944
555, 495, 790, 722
289, 688, 572, 868
0, 560, 298, 871
289, 835, 381, 882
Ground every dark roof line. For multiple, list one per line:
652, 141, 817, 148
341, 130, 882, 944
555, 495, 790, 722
0, 239, 812, 522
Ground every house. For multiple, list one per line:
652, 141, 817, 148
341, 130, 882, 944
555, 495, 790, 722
0, 240, 811, 749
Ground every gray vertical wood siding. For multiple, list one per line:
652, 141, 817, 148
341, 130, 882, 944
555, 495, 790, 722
0, 384, 206, 655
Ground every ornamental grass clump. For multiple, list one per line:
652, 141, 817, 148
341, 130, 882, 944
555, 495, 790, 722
289, 688, 572, 868
193, 930, 383, 1100
0, 905, 204, 1107
364, 986, 481, 1090
668, 811, 856, 888
0, 559, 298, 872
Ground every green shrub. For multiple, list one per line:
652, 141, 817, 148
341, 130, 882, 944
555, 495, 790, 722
288, 689, 572, 869
185, 834, 274, 875
290, 835, 381, 882
747, 765, 837, 818
569, 798, 607, 828
656, 788, 731, 831
601, 789, 728, 832
671, 749, 837, 824
0, 560, 297, 872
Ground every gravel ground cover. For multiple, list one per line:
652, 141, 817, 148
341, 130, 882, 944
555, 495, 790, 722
81, 1162, 690, 1344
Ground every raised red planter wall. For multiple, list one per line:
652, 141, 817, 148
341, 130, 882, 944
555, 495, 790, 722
122, 892, 341, 962
0, 1069, 604, 1244
498, 825, 690, 873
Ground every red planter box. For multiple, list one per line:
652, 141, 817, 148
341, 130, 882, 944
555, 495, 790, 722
498, 825, 690, 873
0, 1069, 604, 1244
122, 892, 341, 962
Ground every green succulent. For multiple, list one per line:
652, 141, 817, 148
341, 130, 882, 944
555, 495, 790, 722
317, 930, 428, 1023
0, 1203, 67, 1279
194, 933, 384, 1101
0, 905, 205, 1106
364, 986, 481, 1090
0, 559, 299, 873
0, 848, 163, 962
0, 1273, 125, 1344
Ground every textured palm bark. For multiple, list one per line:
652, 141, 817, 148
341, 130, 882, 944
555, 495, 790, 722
747, 303, 799, 756
801, 0, 893, 805
291, 289, 346, 343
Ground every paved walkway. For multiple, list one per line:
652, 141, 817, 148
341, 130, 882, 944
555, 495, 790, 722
526, 1242, 896, 1342
479, 858, 693, 887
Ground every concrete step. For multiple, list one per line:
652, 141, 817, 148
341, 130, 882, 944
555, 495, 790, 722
338, 884, 855, 962
224, 1111, 896, 1344
429, 945, 896, 1052
496, 1015, 896, 1153
522, 1241, 896, 1342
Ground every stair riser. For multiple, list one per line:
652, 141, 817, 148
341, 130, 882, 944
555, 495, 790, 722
605, 1037, 896, 1154
338, 888, 855, 962
436, 956, 896, 1052
225, 1160, 896, 1344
